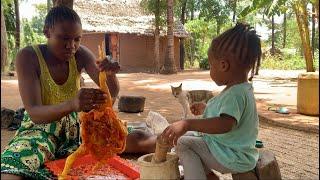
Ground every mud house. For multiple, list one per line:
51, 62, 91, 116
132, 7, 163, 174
74, 0, 189, 72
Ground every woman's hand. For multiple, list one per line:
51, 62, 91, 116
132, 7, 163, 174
190, 102, 207, 115
97, 56, 120, 74
71, 88, 107, 112
161, 120, 189, 146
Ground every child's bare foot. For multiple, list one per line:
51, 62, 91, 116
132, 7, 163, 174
207, 172, 219, 180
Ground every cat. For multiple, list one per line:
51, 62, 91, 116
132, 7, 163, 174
171, 83, 194, 119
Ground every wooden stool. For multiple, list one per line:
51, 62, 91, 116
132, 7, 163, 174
232, 150, 282, 180
118, 95, 146, 113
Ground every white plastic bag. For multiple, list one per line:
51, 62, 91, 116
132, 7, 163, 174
145, 111, 170, 135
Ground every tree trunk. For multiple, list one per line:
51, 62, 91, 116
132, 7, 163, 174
1, 5, 8, 73
154, 0, 160, 73
47, 0, 52, 12
180, 0, 187, 70
179, 38, 185, 70
190, 1, 194, 20
161, 0, 177, 74
311, 5, 315, 58
14, 0, 20, 69
314, 0, 319, 19
232, 0, 237, 22
271, 15, 275, 55
283, 12, 287, 48
52, 0, 74, 9
293, 1, 314, 72
217, 23, 221, 35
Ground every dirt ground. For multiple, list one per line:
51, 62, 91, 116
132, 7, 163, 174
1, 69, 319, 179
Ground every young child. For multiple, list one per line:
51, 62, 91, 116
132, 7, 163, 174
161, 23, 261, 179
1, 6, 155, 180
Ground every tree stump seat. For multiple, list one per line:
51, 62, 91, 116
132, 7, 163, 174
232, 150, 282, 180
118, 95, 146, 113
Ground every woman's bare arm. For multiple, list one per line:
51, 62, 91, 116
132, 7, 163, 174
77, 46, 120, 99
16, 47, 75, 124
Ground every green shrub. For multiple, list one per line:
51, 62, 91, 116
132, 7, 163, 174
199, 57, 209, 70
261, 49, 319, 70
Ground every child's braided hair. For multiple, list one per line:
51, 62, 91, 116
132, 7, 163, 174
209, 22, 262, 81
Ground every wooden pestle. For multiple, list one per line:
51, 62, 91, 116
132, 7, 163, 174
151, 135, 171, 163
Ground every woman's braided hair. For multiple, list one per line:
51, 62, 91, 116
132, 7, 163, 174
44, 5, 81, 29
209, 23, 262, 81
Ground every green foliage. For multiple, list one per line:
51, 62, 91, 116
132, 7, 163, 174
2, 0, 15, 37
2, 0, 17, 70
261, 49, 319, 70
198, 0, 230, 22
184, 18, 216, 69
30, 4, 47, 34
239, 0, 287, 19
21, 17, 46, 47
199, 57, 209, 70
140, 0, 168, 27
2, 1, 47, 70
22, 19, 36, 45
282, 17, 302, 49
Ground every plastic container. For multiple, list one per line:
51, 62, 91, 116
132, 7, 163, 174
297, 72, 319, 115
45, 154, 140, 179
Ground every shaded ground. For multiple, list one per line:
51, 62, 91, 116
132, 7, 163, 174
1, 69, 319, 179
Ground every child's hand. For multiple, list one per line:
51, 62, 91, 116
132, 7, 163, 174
190, 102, 206, 115
97, 57, 120, 74
161, 120, 189, 146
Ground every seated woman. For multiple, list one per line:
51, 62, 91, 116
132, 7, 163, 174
1, 6, 155, 180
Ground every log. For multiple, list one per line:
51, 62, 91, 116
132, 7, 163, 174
118, 96, 146, 113
232, 150, 281, 180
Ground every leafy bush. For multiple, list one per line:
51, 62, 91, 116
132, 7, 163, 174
261, 49, 319, 70
184, 19, 216, 68
199, 57, 209, 70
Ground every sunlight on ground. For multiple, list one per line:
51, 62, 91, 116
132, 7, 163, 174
1, 80, 18, 85
145, 79, 223, 91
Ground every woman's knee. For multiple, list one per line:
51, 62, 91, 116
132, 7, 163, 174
125, 130, 156, 153
1, 173, 24, 180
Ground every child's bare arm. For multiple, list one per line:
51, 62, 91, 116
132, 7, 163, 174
162, 115, 236, 145
186, 114, 236, 134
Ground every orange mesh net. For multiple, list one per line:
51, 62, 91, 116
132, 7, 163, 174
58, 46, 128, 179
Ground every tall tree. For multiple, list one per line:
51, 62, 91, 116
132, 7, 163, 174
52, 0, 74, 9
14, 0, 20, 51
162, 0, 177, 74
271, 15, 275, 55
1, 4, 8, 73
311, 0, 319, 19
141, 0, 167, 73
239, 0, 315, 72
283, 10, 287, 48
293, 0, 314, 72
179, 0, 187, 70
311, 5, 316, 57
232, 0, 237, 22
154, 0, 161, 73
